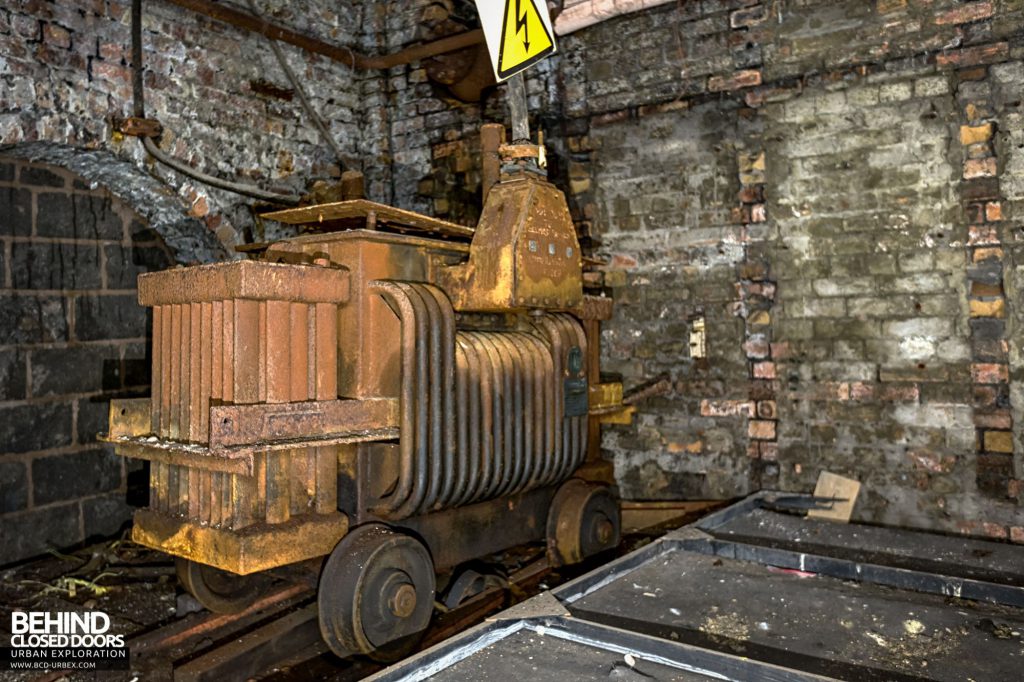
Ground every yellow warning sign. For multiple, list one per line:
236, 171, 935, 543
475, 0, 557, 82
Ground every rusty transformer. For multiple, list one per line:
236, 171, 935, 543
104, 128, 632, 659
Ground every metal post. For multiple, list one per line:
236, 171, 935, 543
506, 73, 530, 143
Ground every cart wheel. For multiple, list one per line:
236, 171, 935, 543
175, 558, 265, 614
318, 524, 435, 662
547, 479, 621, 566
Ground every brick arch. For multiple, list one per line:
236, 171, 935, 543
1, 142, 227, 265
0, 147, 223, 563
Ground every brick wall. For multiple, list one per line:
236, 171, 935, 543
0, 0, 374, 247
541, 0, 1024, 537
0, 156, 173, 562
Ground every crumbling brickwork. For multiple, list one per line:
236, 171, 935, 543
0, 157, 173, 561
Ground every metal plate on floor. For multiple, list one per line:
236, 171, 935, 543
373, 492, 1024, 681
369, 615, 837, 681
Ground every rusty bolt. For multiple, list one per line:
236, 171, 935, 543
596, 518, 614, 545
389, 583, 417, 618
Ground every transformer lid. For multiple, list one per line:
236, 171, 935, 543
263, 199, 475, 242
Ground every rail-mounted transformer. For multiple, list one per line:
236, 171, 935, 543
104, 126, 632, 659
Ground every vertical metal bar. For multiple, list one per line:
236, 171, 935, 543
180, 304, 192, 441
151, 306, 163, 434
223, 300, 235, 403
506, 73, 530, 143
168, 304, 181, 440
160, 305, 172, 436
306, 304, 316, 400
152, 462, 166, 512
188, 303, 202, 441
211, 301, 223, 401
234, 300, 259, 403
314, 303, 338, 400
288, 302, 308, 402
314, 446, 337, 514
266, 451, 291, 524
200, 303, 212, 443
258, 301, 270, 402
481, 123, 505, 199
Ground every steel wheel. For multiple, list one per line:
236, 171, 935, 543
318, 524, 435, 661
546, 479, 621, 566
175, 558, 266, 614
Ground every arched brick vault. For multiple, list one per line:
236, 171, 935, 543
1, 142, 228, 265
0, 148, 216, 563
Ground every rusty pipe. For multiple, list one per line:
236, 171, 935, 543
369, 281, 418, 515
162, 0, 484, 70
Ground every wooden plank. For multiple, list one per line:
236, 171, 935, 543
806, 471, 860, 522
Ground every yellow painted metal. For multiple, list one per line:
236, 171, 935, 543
131, 509, 349, 575
441, 174, 582, 311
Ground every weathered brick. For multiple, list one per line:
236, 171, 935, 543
984, 201, 1002, 222
700, 399, 754, 417
971, 362, 1009, 384
0, 294, 69, 344
752, 361, 777, 379
74, 294, 147, 341
0, 460, 28, 512
960, 122, 993, 145
82, 493, 133, 539
32, 448, 123, 505
77, 397, 111, 445
969, 298, 1005, 318
0, 503, 82, 561
748, 419, 776, 440
964, 157, 997, 179
983, 430, 1013, 453
730, 5, 768, 28
0, 402, 73, 453
19, 166, 65, 188
0, 350, 27, 400
709, 69, 761, 92
935, 2, 994, 25
30, 344, 123, 397
0, 187, 33, 236
103, 244, 172, 289
936, 43, 1009, 69
37, 193, 124, 240
42, 22, 71, 49
10, 242, 102, 290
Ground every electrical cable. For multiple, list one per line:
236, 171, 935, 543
130, 0, 302, 205
245, 0, 346, 170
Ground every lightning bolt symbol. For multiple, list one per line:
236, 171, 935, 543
515, 0, 530, 51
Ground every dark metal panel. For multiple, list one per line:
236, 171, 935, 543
368, 616, 839, 682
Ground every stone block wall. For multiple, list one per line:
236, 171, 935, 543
0, 156, 173, 562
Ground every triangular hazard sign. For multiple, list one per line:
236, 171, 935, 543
496, 0, 555, 79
